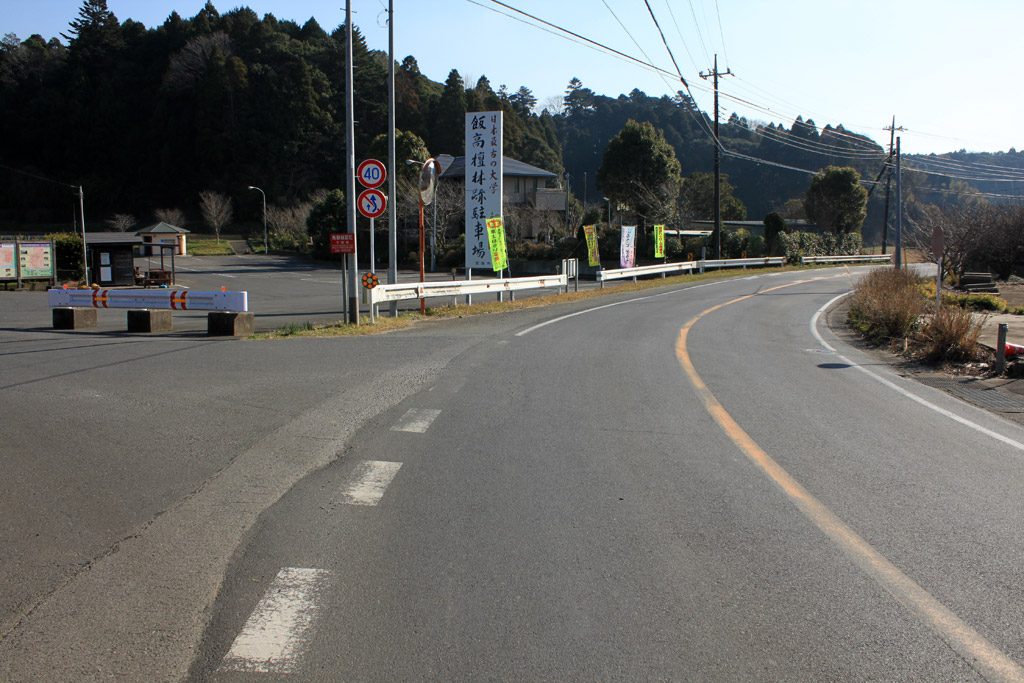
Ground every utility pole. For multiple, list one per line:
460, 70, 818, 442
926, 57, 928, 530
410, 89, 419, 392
387, 0, 398, 316
345, 0, 359, 324
895, 135, 903, 269
699, 54, 733, 259
881, 117, 905, 255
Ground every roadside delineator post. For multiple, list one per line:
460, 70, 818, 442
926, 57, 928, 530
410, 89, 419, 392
996, 323, 1009, 374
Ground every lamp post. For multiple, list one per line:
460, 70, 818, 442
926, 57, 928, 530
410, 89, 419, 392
604, 196, 611, 229
247, 185, 267, 254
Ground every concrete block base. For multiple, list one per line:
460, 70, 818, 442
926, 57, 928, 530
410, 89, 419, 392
127, 309, 173, 333
208, 311, 254, 337
52, 307, 97, 330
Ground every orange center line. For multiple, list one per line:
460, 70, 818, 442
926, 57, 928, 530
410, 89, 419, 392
675, 280, 1024, 683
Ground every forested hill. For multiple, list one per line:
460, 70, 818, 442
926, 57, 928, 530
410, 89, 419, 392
1, 0, 1017, 233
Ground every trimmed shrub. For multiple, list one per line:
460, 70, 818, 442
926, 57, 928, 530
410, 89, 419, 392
777, 230, 862, 264
48, 232, 84, 281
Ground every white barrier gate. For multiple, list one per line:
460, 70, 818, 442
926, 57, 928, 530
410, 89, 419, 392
48, 288, 248, 312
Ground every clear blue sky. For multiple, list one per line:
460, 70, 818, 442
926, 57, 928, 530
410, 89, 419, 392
5, 0, 1022, 155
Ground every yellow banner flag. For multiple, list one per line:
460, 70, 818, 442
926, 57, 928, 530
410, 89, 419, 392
654, 224, 666, 259
583, 224, 600, 267
486, 216, 509, 272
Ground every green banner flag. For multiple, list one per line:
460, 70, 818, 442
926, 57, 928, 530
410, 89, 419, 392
486, 216, 509, 272
654, 224, 666, 259
583, 224, 600, 267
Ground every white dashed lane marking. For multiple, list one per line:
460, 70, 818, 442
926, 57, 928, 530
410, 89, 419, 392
390, 408, 441, 433
219, 567, 332, 674
340, 460, 403, 506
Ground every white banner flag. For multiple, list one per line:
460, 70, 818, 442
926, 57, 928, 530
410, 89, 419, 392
465, 111, 503, 271
620, 225, 637, 269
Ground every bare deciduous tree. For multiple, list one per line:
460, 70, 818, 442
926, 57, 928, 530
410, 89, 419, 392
106, 213, 136, 232
199, 190, 233, 242
154, 207, 186, 227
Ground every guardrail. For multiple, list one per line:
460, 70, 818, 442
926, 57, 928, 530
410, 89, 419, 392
596, 261, 697, 284
47, 288, 252, 335
801, 254, 892, 264
700, 257, 785, 269
368, 273, 567, 306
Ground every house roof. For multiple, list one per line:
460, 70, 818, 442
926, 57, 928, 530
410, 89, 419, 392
440, 156, 558, 180
136, 222, 190, 234
85, 232, 144, 245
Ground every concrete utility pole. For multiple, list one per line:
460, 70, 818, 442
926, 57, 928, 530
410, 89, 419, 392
700, 54, 733, 259
345, 0, 359, 324
895, 136, 903, 269
387, 0, 398, 317
881, 117, 905, 255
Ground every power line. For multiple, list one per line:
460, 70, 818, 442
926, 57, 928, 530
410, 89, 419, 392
0, 162, 78, 190
685, 0, 712, 65
901, 162, 1024, 183
917, 187, 1024, 200
641, 0, 690, 91
473, 0, 897, 180
474, 0, 682, 81
662, 0, 701, 75
713, 0, 730, 67
751, 126, 888, 159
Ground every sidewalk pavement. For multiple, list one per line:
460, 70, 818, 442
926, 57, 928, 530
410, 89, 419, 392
975, 313, 1024, 352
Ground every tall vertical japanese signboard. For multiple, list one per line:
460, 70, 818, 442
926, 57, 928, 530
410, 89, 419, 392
465, 111, 503, 271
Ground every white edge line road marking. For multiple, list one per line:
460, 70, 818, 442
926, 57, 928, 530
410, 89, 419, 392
682, 285, 1024, 683
516, 269, 852, 337
515, 282, 721, 337
391, 408, 442, 433
219, 567, 332, 674
812, 292, 1024, 454
340, 460, 403, 506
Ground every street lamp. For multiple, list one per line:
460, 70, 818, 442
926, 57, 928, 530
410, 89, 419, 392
247, 185, 267, 254
604, 196, 611, 229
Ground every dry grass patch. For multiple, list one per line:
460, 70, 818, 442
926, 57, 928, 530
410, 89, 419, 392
916, 306, 983, 363
848, 268, 926, 344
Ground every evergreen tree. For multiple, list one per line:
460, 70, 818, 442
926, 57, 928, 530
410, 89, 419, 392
431, 69, 466, 155
598, 119, 682, 223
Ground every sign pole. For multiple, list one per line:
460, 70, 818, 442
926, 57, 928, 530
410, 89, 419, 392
370, 216, 376, 275
341, 253, 348, 322
345, 0, 359, 324
369, 215, 376, 321
387, 0, 398, 318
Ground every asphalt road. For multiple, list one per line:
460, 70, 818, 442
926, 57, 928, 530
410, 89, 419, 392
5, 264, 1024, 681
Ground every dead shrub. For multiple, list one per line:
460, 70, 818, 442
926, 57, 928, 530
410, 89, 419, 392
917, 305, 983, 363
848, 268, 925, 343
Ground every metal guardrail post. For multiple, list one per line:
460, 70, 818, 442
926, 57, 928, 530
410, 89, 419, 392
996, 323, 1008, 374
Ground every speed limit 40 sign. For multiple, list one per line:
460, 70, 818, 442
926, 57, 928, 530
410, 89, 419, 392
357, 159, 387, 188
357, 188, 387, 219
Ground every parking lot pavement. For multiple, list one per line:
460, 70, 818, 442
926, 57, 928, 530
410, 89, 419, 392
3, 253, 602, 334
